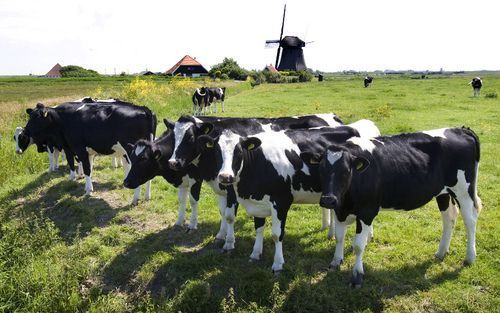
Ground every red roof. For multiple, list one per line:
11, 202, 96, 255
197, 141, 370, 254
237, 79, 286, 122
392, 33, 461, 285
46, 63, 62, 77
165, 55, 204, 74
266, 64, 278, 73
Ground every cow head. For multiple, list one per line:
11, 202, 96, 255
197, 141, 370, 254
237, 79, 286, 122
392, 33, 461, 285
124, 139, 161, 189
210, 132, 261, 185
168, 116, 213, 170
301, 145, 369, 210
13, 127, 32, 154
25, 103, 54, 137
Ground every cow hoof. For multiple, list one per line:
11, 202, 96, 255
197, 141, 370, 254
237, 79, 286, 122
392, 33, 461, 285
222, 248, 234, 254
327, 233, 335, 240
185, 228, 195, 234
272, 269, 283, 276
248, 257, 260, 263
350, 273, 364, 289
434, 252, 446, 261
131, 200, 139, 206
463, 259, 474, 267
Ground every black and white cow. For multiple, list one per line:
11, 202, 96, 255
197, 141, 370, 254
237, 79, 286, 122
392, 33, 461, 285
124, 125, 202, 230
309, 127, 481, 287
364, 76, 373, 88
193, 119, 380, 272
206, 87, 226, 114
24, 100, 156, 203
192, 87, 208, 116
166, 114, 346, 251
469, 77, 482, 97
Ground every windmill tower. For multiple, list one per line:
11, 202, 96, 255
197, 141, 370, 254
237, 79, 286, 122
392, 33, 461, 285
265, 5, 309, 71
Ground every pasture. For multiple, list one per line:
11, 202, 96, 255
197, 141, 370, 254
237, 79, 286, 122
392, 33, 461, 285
0, 75, 498, 312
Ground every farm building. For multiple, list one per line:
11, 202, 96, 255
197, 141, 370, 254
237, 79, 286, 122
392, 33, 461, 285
165, 55, 208, 77
264, 64, 278, 73
45, 63, 62, 78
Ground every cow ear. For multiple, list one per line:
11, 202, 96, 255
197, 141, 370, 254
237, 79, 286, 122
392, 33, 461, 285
127, 143, 135, 150
36, 103, 45, 109
353, 157, 370, 172
26, 108, 33, 115
197, 123, 213, 135
164, 119, 175, 130
240, 137, 261, 151
300, 152, 322, 165
197, 135, 215, 150
153, 149, 162, 160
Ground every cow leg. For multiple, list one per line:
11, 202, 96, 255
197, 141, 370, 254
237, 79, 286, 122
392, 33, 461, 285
215, 195, 228, 241
330, 212, 349, 270
321, 207, 330, 231
435, 194, 458, 260
222, 187, 238, 251
175, 187, 188, 226
144, 179, 152, 200
77, 162, 84, 177
47, 149, 54, 173
350, 218, 372, 288
250, 217, 266, 261
112, 156, 118, 169
222, 101, 225, 113
454, 189, 479, 265
328, 209, 336, 239
271, 205, 288, 273
65, 150, 77, 181
187, 180, 202, 230
53, 149, 60, 170
193, 101, 197, 116
79, 152, 93, 195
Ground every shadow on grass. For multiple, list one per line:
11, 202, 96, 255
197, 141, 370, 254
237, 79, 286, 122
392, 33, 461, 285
0, 167, 133, 243
101, 219, 464, 312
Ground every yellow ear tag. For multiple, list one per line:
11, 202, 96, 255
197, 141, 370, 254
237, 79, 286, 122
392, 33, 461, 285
206, 141, 214, 148
43, 111, 48, 117
204, 127, 210, 134
247, 143, 255, 150
355, 161, 364, 170
310, 158, 319, 165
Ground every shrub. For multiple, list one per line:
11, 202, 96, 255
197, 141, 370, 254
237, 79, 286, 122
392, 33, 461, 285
298, 70, 313, 82
60, 65, 100, 77
209, 58, 249, 81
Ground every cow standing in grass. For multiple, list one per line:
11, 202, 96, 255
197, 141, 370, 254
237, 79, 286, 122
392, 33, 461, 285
470, 77, 482, 97
309, 127, 481, 287
364, 76, 373, 88
192, 87, 208, 116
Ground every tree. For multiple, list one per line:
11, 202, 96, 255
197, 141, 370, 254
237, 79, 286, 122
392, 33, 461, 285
209, 58, 248, 81
59, 65, 100, 77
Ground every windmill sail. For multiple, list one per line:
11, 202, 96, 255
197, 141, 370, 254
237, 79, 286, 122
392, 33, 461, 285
275, 4, 286, 68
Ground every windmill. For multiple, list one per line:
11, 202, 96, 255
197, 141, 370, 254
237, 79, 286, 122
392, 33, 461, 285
265, 4, 310, 71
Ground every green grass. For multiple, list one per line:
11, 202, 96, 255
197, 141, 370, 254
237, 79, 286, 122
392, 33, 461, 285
0, 75, 498, 312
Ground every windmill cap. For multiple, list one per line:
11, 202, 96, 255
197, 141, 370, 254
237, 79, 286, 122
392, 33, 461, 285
281, 36, 305, 47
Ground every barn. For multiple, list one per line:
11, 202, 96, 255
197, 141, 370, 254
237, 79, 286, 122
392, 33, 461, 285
165, 55, 208, 77
45, 63, 62, 78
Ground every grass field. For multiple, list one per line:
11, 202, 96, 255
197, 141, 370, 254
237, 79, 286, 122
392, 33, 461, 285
0, 75, 498, 312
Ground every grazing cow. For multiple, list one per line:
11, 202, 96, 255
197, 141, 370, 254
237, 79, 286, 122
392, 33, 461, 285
310, 127, 481, 287
206, 87, 226, 113
469, 77, 482, 97
364, 76, 373, 88
192, 87, 208, 116
166, 114, 346, 251
24, 100, 156, 204
195, 120, 380, 272
124, 126, 202, 230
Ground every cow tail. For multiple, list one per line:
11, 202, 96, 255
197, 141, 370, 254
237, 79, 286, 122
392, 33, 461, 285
463, 126, 482, 212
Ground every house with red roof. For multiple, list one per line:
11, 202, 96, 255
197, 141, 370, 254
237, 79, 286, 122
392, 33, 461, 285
45, 63, 62, 78
165, 55, 208, 77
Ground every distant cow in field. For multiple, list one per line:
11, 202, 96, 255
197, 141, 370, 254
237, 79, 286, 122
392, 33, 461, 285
469, 77, 482, 97
206, 87, 226, 113
192, 87, 208, 116
364, 76, 373, 88
310, 127, 481, 287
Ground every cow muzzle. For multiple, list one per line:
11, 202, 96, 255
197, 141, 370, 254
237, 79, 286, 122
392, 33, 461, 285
218, 173, 234, 185
16, 149, 23, 154
320, 195, 338, 209
168, 159, 182, 170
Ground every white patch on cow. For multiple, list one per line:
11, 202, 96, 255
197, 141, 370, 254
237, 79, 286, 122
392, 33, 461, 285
347, 137, 377, 153
76, 104, 86, 111
134, 145, 145, 156
85, 147, 98, 156
237, 194, 273, 218
347, 119, 381, 138
422, 128, 448, 139
315, 113, 343, 127
96, 98, 117, 103
252, 130, 300, 180
327, 151, 342, 165
170, 121, 193, 161
259, 123, 273, 133
14, 127, 27, 153
218, 130, 243, 179
301, 163, 310, 175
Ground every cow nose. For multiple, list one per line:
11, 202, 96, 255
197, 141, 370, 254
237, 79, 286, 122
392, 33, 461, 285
218, 173, 234, 185
16, 149, 23, 154
320, 195, 338, 209
168, 159, 180, 170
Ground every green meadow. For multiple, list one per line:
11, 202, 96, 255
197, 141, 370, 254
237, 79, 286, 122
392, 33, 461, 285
0, 75, 498, 312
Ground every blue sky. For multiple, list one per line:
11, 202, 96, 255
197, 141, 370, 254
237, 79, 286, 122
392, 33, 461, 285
1, 0, 499, 75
